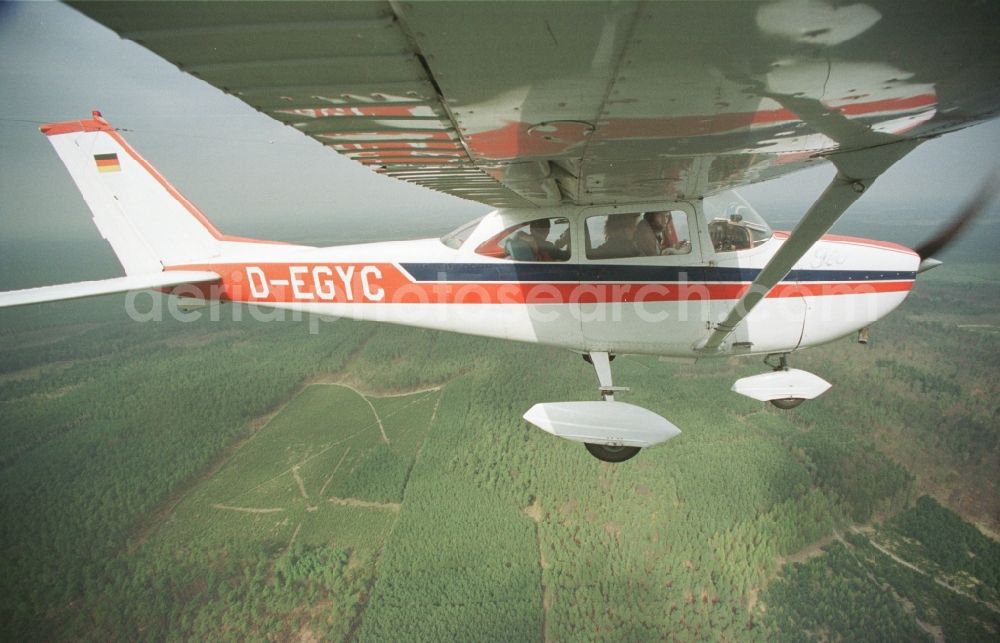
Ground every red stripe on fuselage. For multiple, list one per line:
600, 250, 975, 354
165, 263, 913, 305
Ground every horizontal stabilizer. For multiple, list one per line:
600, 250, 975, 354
524, 401, 681, 449
0, 271, 221, 309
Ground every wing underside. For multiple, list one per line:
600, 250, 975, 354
72, 1, 1000, 207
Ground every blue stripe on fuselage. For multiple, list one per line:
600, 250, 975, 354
400, 263, 916, 283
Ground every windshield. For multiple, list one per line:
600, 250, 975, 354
703, 190, 772, 252
440, 216, 484, 249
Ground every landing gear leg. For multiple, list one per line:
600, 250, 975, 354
763, 353, 804, 409
586, 351, 625, 401
582, 352, 640, 462
764, 353, 790, 372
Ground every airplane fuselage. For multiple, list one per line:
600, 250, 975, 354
167, 201, 919, 359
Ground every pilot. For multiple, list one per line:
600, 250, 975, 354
637, 211, 690, 256
635, 211, 667, 256
505, 218, 570, 261
660, 212, 691, 254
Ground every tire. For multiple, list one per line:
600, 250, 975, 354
585, 443, 641, 463
770, 397, 804, 410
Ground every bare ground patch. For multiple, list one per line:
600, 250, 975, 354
292, 465, 309, 502
523, 497, 543, 523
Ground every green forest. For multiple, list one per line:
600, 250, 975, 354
0, 261, 997, 641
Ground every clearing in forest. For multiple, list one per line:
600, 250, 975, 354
150, 383, 440, 555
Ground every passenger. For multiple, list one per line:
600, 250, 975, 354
635, 211, 667, 256
505, 218, 570, 261
660, 212, 691, 254
592, 213, 639, 259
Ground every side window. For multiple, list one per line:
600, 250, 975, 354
585, 210, 691, 260
475, 217, 571, 262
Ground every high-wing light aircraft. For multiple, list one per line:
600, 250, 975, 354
3, 1, 999, 461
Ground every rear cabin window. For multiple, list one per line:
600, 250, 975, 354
475, 217, 572, 262
585, 210, 691, 260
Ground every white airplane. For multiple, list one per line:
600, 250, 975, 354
3, 1, 999, 462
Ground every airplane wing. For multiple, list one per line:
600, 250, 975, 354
0, 271, 221, 309
70, 1, 1000, 208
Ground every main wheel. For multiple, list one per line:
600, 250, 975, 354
585, 443, 641, 463
770, 397, 804, 410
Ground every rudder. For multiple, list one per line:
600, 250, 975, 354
41, 111, 221, 275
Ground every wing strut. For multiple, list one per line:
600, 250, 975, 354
695, 139, 921, 353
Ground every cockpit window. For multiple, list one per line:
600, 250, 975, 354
585, 210, 691, 259
440, 216, 484, 250
703, 190, 772, 252
475, 217, 571, 262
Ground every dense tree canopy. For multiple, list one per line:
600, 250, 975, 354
0, 263, 997, 640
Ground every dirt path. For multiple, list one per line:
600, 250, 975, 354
858, 529, 1000, 614
335, 382, 390, 444
328, 382, 443, 398
523, 498, 550, 642
328, 496, 401, 512
319, 447, 351, 498
224, 421, 382, 505
916, 618, 945, 643
863, 534, 927, 575
212, 504, 284, 514
292, 465, 309, 502
287, 522, 303, 549
428, 394, 442, 425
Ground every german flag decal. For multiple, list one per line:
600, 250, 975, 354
94, 153, 121, 173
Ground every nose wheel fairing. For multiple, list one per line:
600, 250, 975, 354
732, 353, 832, 408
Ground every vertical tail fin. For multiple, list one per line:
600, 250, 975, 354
41, 111, 221, 275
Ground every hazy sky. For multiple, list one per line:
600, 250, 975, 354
1, 1, 999, 250
0, 1, 489, 246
